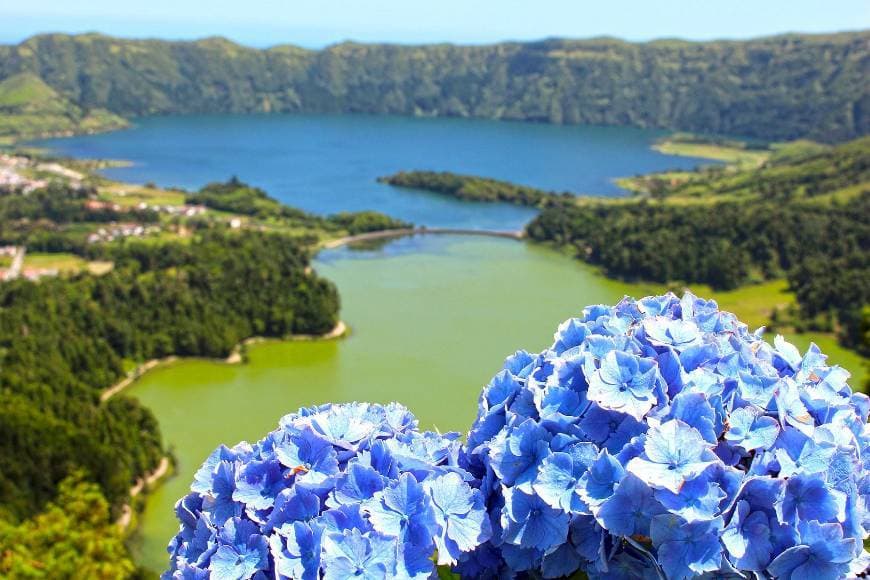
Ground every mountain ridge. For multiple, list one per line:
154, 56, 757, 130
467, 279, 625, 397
0, 30, 868, 142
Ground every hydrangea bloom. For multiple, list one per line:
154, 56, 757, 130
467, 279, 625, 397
461, 292, 870, 579
163, 402, 491, 579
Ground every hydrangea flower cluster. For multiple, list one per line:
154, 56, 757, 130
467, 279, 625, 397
461, 293, 870, 579
163, 402, 491, 579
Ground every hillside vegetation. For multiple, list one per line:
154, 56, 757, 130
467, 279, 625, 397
0, 230, 340, 522
0, 72, 126, 139
526, 137, 870, 356
0, 32, 868, 141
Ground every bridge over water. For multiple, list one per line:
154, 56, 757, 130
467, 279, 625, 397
321, 227, 525, 249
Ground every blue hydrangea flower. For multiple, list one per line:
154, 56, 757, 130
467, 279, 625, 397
767, 520, 857, 579
269, 521, 323, 580
501, 487, 569, 551
724, 406, 780, 451
776, 473, 840, 525
424, 472, 492, 565
163, 403, 488, 579
626, 420, 718, 493
587, 350, 659, 420
721, 499, 796, 572
596, 473, 665, 537
487, 418, 549, 489
208, 517, 269, 580
462, 292, 870, 578
321, 528, 394, 579
364, 472, 437, 553
532, 448, 592, 513
651, 514, 724, 579
654, 476, 725, 523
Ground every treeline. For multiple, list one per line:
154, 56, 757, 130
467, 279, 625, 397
528, 194, 868, 290
189, 177, 411, 233
527, 137, 870, 354
0, 229, 339, 521
0, 32, 867, 141
379, 170, 569, 207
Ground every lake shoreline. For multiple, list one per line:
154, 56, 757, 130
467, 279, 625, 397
117, 456, 171, 531
100, 320, 348, 402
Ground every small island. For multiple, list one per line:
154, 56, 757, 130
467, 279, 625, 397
378, 170, 571, 207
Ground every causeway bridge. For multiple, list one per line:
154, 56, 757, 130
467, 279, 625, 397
321, 227, 525, 249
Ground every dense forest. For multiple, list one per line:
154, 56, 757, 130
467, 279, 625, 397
0, 229, 339, 522
526, 137, 870, 354
0, 31, 867, 141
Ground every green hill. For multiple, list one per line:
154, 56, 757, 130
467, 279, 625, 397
0, 31, 868, 142
622, 137, 870, 204
0, 72, 66, 110
0, 72, 126, 139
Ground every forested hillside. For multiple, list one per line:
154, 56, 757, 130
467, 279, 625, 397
0, 230, 339, 522
0, 31, 867, 141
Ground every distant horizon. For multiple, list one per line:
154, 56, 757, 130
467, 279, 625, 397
2, 27, 869, 50
2, 0, 868, 49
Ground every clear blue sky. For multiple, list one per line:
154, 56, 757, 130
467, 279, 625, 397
1, 0, 868, 47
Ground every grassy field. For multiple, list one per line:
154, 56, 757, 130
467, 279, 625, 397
23, 252, 87, 272
692, 279, 793, 330
100, 183, 186, 207
23, 252, 114, 275
653, 139, 770, 168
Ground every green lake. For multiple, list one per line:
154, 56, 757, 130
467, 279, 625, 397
127, 234, 866, 573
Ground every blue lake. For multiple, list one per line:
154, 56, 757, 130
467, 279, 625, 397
38, 114, 711, 229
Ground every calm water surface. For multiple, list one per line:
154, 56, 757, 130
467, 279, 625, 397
38, 114, 711, 229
